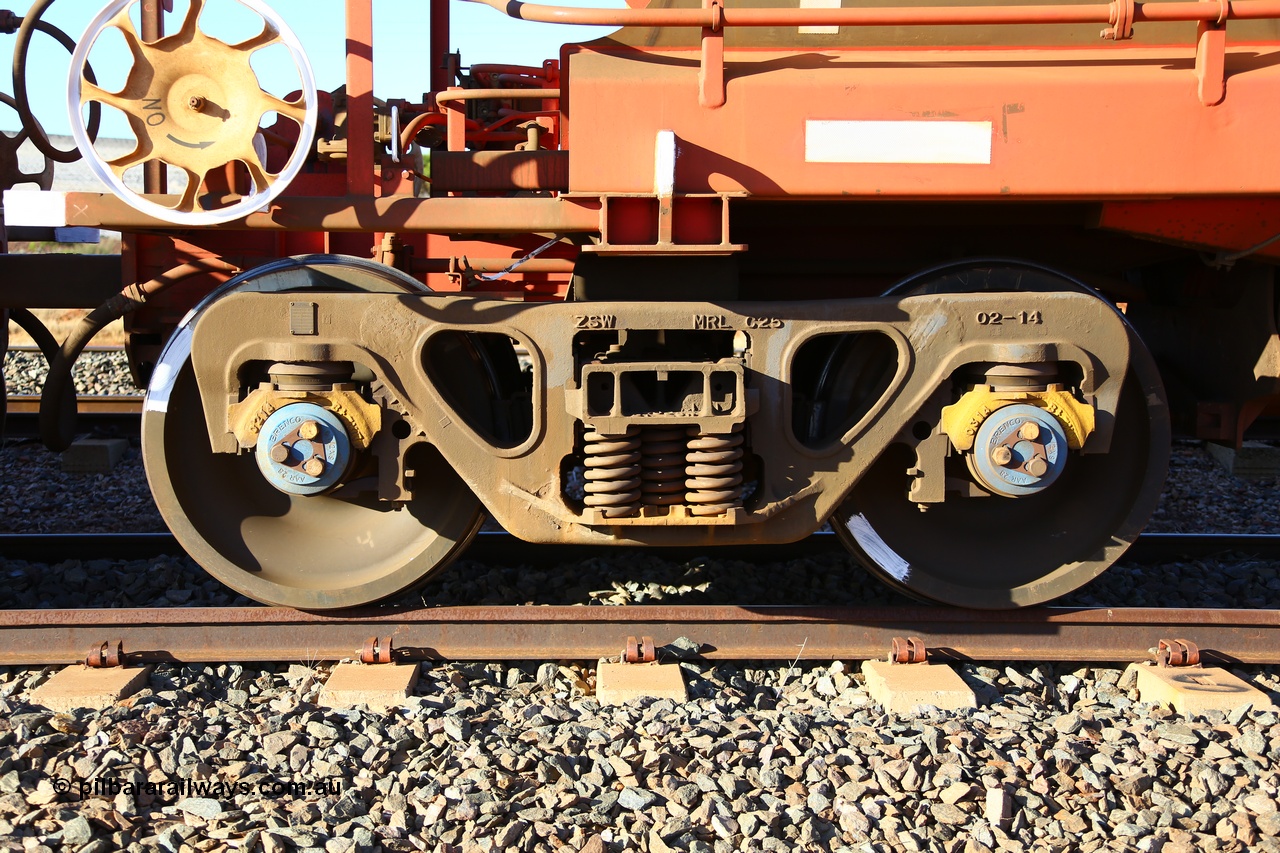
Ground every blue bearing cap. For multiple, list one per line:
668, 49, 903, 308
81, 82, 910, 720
971, 403, 1067, 498
254, 402, 352, 496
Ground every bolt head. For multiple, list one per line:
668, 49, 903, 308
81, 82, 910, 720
303, 457, 325, 477
990, 445, 1013, 467
1025, 455, 1048, 478
1018, 421, 1041, 442
269, 444, 290, 464
299, 420, 320, 440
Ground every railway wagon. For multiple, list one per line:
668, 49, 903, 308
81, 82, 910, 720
3, 0, 1278, 610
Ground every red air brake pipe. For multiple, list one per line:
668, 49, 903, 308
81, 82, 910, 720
400, 112, 482, 153
467, 0, 1280, 28
436, 89, 562, 103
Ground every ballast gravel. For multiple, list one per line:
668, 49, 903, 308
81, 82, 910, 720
6, 351, 1280, 852
2, 349, 138, 398
2, 657, 1280, 853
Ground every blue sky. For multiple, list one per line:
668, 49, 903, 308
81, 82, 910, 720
2, 0, 622, 136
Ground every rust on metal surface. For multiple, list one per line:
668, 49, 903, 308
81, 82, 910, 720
5, 396, 142, 415
699, 0, 725, 108
360, 635, 395, 664
85, 639, 124, 668
567, 45, 1280, 197
0, 606, 1277, 665
410, 257, 575, 275
890, 636, 928, 664
140, 0, 166, 196
624, 635, 657, 663
1156, 638, 1202, 667
429, 0, 451, 93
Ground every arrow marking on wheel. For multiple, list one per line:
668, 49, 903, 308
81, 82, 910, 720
166, 135, 215, 150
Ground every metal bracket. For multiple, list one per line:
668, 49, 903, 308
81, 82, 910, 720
890, 636, 928, 664
699, 0, 725, 108
86, 639, 125, 668
1195, 19, 1227, 106
624, 635, 656, 663
590, 193, 746, 255
360, 635, 395, 664
1156, 638, 1201, 667
1101, 0, 1134, 39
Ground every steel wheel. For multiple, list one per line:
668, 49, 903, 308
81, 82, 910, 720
832, 261, 1170, 609
142, 256, 484, 610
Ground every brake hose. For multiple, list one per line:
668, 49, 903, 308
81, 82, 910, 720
4, 308, 77, 444
39, 258, 241, 452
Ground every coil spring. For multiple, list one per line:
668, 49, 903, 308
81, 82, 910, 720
583, 428, 642, 517
686, 427, 744, 516
640, 427, 688, 506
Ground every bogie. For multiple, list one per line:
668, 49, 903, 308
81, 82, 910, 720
135, 254, 1160, 608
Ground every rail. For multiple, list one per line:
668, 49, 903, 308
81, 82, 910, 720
5, 395, 141, 415
3, 533, 1278, 664
3, 395, 142, 438
0, 604, 1278, 664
